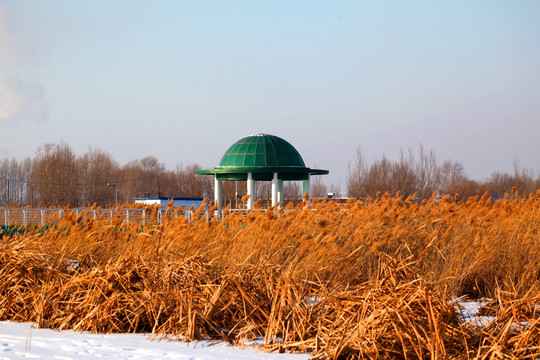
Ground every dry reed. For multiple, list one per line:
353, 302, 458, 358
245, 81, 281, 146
1, 192, 539, 358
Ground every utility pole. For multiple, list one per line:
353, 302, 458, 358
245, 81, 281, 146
156, 176, 162, 197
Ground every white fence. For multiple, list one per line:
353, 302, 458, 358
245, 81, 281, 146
0, 208, 215, 227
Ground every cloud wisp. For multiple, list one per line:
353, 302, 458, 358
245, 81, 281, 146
0, 5, 47, 124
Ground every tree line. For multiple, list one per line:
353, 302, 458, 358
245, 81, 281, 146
347, 145, 540, 200
2, 142, 538, 207
0, 142, 214, 207
0, 142, 322, 208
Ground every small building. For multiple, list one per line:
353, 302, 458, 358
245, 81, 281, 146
196, 133, 329, 210
133, 197, 204, 209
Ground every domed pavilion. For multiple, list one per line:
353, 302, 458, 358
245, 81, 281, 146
196, 133, 329, 210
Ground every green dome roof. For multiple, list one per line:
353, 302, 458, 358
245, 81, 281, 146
196, 133, 328, 181
218, 133, 305, 168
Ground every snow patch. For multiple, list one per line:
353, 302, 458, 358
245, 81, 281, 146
0, 321, 311, 360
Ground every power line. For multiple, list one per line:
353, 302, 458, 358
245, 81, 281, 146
0, 175, 160, 187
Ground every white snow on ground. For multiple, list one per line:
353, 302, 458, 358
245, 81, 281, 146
3, 301, 524, 359
453, 299, 496, 327
0, 321, 311, 360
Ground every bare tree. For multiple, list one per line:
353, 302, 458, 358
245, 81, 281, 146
348, 145, 461, 199
22, 157, 37, 206
255, 181, 271, 202
30, 142, 79, 207
283, 181, 301, 202
484, 172, 513, 198
140, 156, 166, 196
0, 158, 33, 206
390, 149, 416, 197
415, 145, 440, 198
118, 156, 165, 201
362, 155, 393, 196
347, 147, 367, 198
311, 175, 328, 198
78, 148, 119, 206
513, 160, 536, 195
439, 160, 467, 194
179, 164, 213, 198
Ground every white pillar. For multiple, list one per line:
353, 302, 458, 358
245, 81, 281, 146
303, 176, 311, 203
247, 173, 255, 209
278, 179, 283, 208
214, 176, 223, 211
271, 172, 279, 207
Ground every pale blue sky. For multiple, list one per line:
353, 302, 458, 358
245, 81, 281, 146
1, 1, 539, 188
